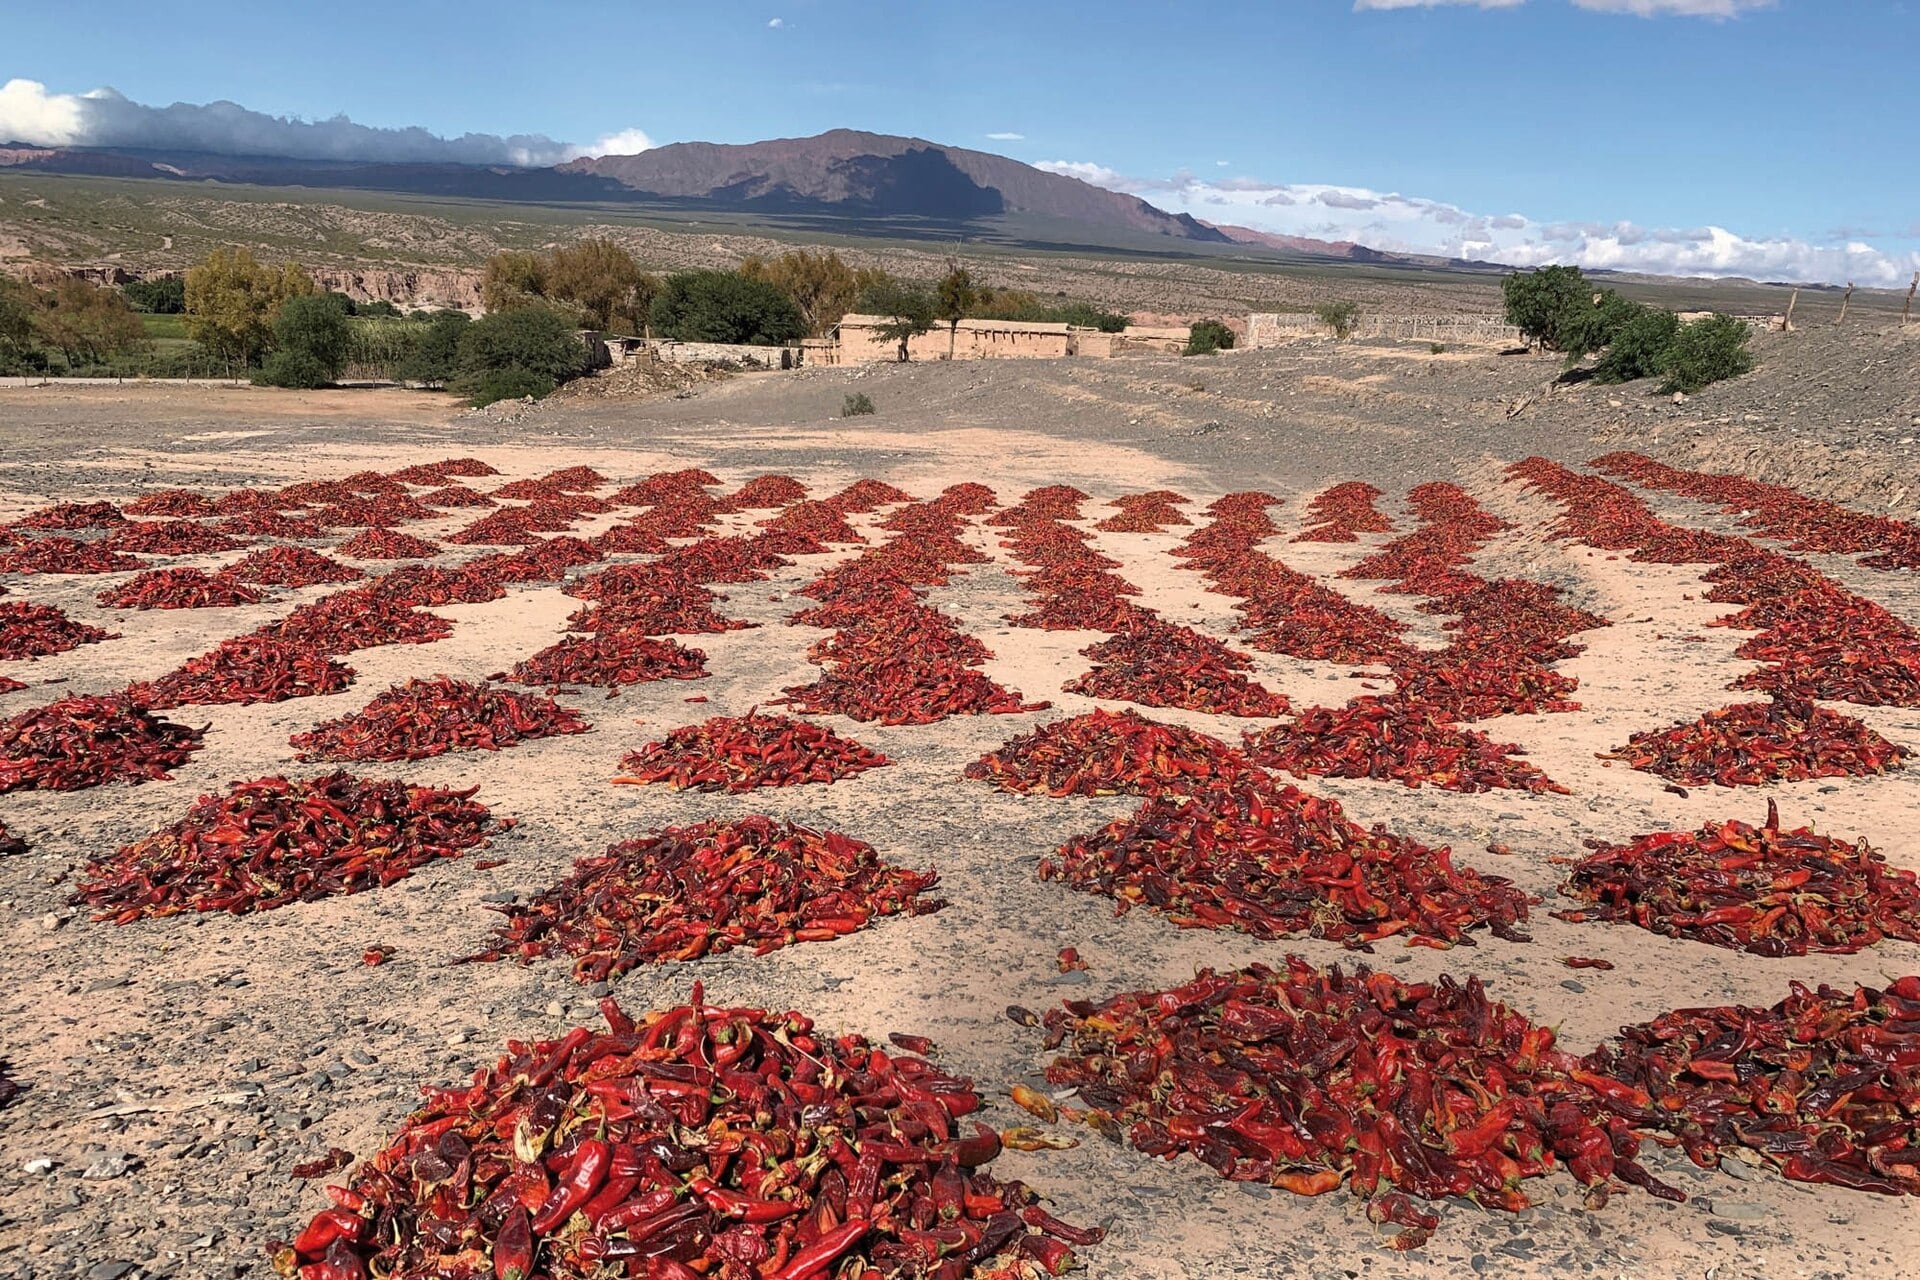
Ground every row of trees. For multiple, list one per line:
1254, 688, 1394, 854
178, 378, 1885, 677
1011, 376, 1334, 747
0, 276, 149, 373
1503, 265, 1754, 393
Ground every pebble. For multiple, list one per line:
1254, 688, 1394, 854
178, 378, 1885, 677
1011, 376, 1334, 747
22, 1157, 55, 1174
1709, 1199, 1770, 1222
1560, 979, 1586, 993
82, 1152, 131, 1180
86, 1264, 135, 1280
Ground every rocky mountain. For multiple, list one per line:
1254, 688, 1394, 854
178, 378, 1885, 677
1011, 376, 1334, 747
1206, 222, 1401, 263
561, 130, 1229, 241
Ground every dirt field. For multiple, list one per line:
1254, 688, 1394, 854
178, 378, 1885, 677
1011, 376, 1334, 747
1, 336, 1917, 1280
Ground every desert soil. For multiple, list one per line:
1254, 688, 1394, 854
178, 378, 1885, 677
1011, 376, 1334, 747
1, 332, 1917, 1280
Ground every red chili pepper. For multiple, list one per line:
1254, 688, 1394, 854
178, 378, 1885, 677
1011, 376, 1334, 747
769, 1218, 870, 1280
493, 1205, 533, 1280
530, 1137, 610, 1234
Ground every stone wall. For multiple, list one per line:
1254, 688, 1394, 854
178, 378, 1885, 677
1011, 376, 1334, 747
647, 340, 794, 370
1247, 312, 1524, 348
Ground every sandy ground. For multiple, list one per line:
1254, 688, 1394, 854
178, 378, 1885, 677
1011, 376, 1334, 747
0, 359, 1917, 1280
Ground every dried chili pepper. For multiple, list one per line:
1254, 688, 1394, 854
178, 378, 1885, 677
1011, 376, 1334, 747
103, 519, 246, 556
964, 707, 1259, 797
97, 567, 265, 610
1557, 800, 1920, 955
12, 500, 126, 530
125, 489, 217, 519
418, 484, 496, 509
291, 1148, 355, 1180
1292, 481, 1394, 542
1064, 619, 1290, 718
1042, 776, 1532, 948
468, 818, 942, 980
0, 693, 204, 792
0, 537, 144, 575
258, 589, 454, 654
73, 772, 508, 921
727, 474, 809, 508
0, 602, 116, 659
614, 710, 889, 792
365, 564, 506, 607
290, 676, 590, 762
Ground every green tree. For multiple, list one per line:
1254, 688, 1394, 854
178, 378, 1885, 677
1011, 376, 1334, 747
33, 277, 148, 367
392, 311, 471, 386
649, 271, 806, 345
1185, 319, 1235, 355
934, 261, 978, 360
122, 277, 185, 314
454, 306, 589, 403
544, 238, 656, 333
1502, 265, 1593, 353
258, 293, 352, 386
739, 249, 883, 337
1314, 300, 1360, 340
185, 248, 313, 368
856, 278, 936, 361
1661, 314, 1754, 394
0, 277, 40, 372
1593, 306, 1680, 385
479, 251, 548, 314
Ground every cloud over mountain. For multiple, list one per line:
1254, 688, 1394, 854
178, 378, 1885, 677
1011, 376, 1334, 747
0, 78, 650, 165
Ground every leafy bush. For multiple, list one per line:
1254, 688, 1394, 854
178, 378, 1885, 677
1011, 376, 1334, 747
855, 279, 937, 359
272, 295, 352, 382
1661, 314, 1754, 394
32, 278, 148, 366
392, 311, 470, 386
252, 349, 333, 389
1185, 319, 1235, 355
185, 248, 314, 368
841, 392, 876, 417
122, 277, 186, 314
1593, 307, 1680, 385
1315, 300, 1360, 339
650, 271, 806, 346
455, 307, 589, 394
466, 368, 555, 407
357, 299, 403, 318
968, 292, 1127, 331
1502, 265, 1593, 352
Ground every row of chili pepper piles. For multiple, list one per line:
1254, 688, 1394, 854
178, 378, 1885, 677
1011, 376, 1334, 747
467, 816, 942, 980
70, 771, 510, 921
995, 487, 1158, 634
964, 707, 1262, 798
778, 493, 1049, 725
1170, 487, 1578, 793
1555, 798, 1920, 956
281, 990, 1102, 1280
1594, 450, 1920, 573
1038, 960, 1676, 1249
1550, 457, 1920, 710
1063, 620, 1292, 718
1507, 457, 1910, 784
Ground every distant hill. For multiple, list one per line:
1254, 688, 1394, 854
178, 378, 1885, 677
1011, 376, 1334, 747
1206, 222, 1403, 263
561, 130, 1230, 242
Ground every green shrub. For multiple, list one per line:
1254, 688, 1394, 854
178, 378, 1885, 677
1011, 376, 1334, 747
1661, 314, 1753, 394
1185, 319, 1235, 355
1430, 342, 1447, 355
466, 367, 555, 407
454, 307, 587, 396
841, 392, 876, 417
357, 299, 403, 318
122, 277, 186, 314
1502, 265, 1594, 352
272, 294, 352, 381
1315, 300, 1360, 339
252, 349, 333, 389
1593, 307, 1681, 384
650, 271, 806, 345
392, 311, 470, 386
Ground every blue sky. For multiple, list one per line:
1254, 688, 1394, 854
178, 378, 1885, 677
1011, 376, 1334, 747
4, 0, 1916, 284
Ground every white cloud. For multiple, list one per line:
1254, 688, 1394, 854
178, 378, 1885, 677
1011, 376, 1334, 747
0, 78, 650, 167
572, 127, 655, 159
985, 131, 1024, 141
768, 16, 785, 27
1034, 157, 1920, 288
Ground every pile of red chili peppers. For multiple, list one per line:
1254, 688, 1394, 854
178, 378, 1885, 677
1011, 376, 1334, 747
965, 708, 1258, 797
0, 693, 204, 792
471, 818, 942, 980
97, 567, 266, 610
615, 711, 891, 792
0, 601, 116, 659
1063, 620, 1291, 718
1557, 799, 1920, 955
129, 636, 356, 709
74, 772, 508, 921
290, 676, 591, 762
1600, 697, 1907, 786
